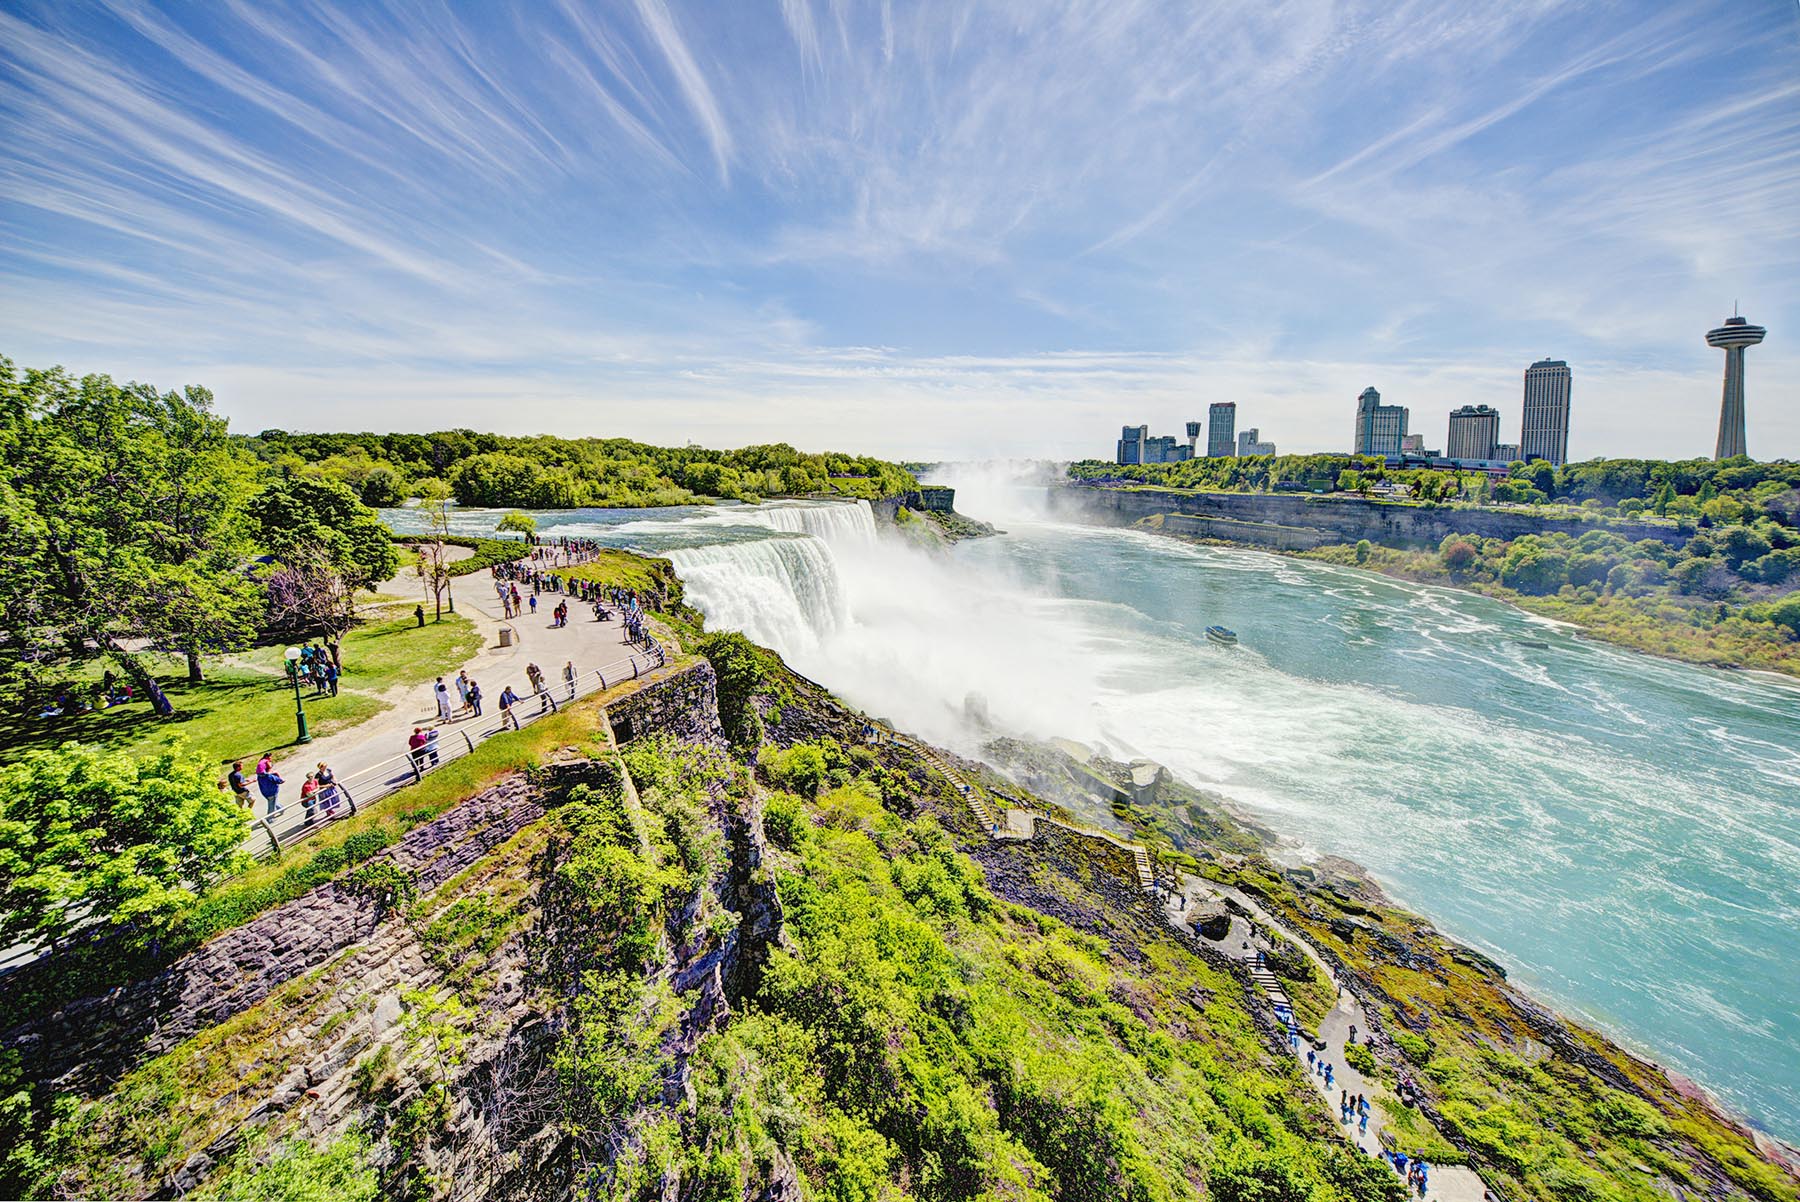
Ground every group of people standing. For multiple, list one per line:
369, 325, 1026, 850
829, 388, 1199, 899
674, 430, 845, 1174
226, 753, 345, 822
289, 643, 339, 696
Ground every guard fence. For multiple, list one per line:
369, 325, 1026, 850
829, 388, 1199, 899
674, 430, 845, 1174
243, 637, 666, 859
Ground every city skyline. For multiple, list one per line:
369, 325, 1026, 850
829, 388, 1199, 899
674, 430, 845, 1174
1, 1, 1796, 460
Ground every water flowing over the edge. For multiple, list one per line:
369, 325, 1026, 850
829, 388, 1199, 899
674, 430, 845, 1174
383, 489, 1800, 1143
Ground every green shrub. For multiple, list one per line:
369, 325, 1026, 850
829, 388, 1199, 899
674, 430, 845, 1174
1343, 1040, 1379, 1077
762, 793, 809, 851
341, 830, 390, 866
1392, 1030, 1434, 1065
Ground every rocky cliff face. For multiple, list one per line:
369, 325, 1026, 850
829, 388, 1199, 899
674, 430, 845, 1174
1053, 482, 1690, 549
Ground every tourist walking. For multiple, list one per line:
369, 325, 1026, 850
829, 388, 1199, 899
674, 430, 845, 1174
467, 679, 483, 716
455, 670, 471, 712
498, 684, 519, 726
300, 772, 319, 823
227, 760, 251, 808
255, 753, 283, 817
564, 659, 576, 699
408, 727, 430, 772
434, 677, 454, 723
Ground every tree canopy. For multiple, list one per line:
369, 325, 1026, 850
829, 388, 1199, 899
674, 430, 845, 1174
244, 429, 918, 509
0, 741, 246, 950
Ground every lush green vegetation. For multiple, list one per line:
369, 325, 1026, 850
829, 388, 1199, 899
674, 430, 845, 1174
246, 428, 917, 509
553, 736, 1386, 1201
0, 742, 247, 950
1, 356, 402, 718
1303, 528, 1800, 675
3, 634, 1792, 1202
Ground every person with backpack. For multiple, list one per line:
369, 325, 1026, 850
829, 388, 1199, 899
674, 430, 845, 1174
255, 753, 283, 817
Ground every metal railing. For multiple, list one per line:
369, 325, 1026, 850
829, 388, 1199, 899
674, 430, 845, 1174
244, 637, 666, 859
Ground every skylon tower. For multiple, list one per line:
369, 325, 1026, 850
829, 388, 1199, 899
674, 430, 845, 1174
1706, 311, 1765, 460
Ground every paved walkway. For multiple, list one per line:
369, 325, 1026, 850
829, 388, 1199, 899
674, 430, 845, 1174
241, 560, 650, 844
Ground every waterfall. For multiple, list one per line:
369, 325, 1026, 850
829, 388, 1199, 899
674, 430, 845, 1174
727, 499, 878, 545
665, 534, 849, 655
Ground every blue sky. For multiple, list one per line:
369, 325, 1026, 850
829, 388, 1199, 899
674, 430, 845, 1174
2, 0, 1797, 461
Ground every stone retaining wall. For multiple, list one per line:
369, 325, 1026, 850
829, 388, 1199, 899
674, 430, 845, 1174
607, 661, 724, 747
1157, 513, 1337, 550
2, 764, 605, 1092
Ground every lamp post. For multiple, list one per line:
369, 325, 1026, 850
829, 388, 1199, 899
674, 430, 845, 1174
283, 646, 312, 744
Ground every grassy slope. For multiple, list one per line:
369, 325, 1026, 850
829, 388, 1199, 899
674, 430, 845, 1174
7, 632, 1794, 1202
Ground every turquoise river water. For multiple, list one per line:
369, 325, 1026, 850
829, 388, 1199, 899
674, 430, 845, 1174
386, 479, 1800, 1143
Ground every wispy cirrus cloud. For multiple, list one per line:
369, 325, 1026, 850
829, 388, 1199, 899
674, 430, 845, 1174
0, 0, 1794, 459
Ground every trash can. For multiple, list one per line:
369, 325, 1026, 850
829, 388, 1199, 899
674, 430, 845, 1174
499, 627, 515, 647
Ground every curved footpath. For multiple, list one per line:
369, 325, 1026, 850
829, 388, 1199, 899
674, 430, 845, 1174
895, 730, 1489, 1202
233, 557, 655, 855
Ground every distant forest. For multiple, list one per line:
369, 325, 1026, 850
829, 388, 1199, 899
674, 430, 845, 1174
245, 429, 919, 509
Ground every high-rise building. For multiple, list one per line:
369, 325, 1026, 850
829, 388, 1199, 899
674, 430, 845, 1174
1208, 403, 1237, 457
1447, 404, 1502, 460
1520, 360, 1571, 465
1706, 313, 1766, 460
1185, 421, 1202, 457
1116, 425, 1148, 465
1352, 387, 1408, 457
1400, 433, 1426, 455
1494, 442, 1520, 463
1237, 428, 1276, 456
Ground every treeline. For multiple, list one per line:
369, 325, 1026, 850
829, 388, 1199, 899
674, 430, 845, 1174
1072, 452, 1800, 524
243, 429, 918, 509
2, 357, 398, 712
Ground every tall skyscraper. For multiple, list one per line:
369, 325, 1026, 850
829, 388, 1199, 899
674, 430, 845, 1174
1520, 360, 1571, 465
1116, 425, 1148, 465
1208, 403, 1237, 458
1352, 387, 1408, 457
1706, 313, 1765, 460
1447, 404, 1501, 460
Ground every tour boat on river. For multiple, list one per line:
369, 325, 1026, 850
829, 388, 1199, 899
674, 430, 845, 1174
1205, 625, 1238, 646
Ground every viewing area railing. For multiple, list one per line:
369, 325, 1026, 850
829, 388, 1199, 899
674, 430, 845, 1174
244, 637, 666, 860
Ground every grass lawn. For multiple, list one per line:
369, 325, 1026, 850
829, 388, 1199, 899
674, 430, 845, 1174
561, 548, 672, 595
1, 613, 485, 766
234, 611, 484, 692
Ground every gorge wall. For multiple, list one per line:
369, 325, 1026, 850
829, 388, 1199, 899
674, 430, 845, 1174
1050, 482, 1692, 549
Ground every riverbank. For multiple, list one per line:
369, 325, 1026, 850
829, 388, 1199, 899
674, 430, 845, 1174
1135, 517, 1800, 680
1015, 736, 1800, 1195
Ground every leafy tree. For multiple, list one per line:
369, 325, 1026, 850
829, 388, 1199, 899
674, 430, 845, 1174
0, 742, 246, 950
1354, 539, 1373, 564
247, 474, 398, 664
495, 510, 536, 537
0, 359, 261, 708
413, 479, 455, 621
